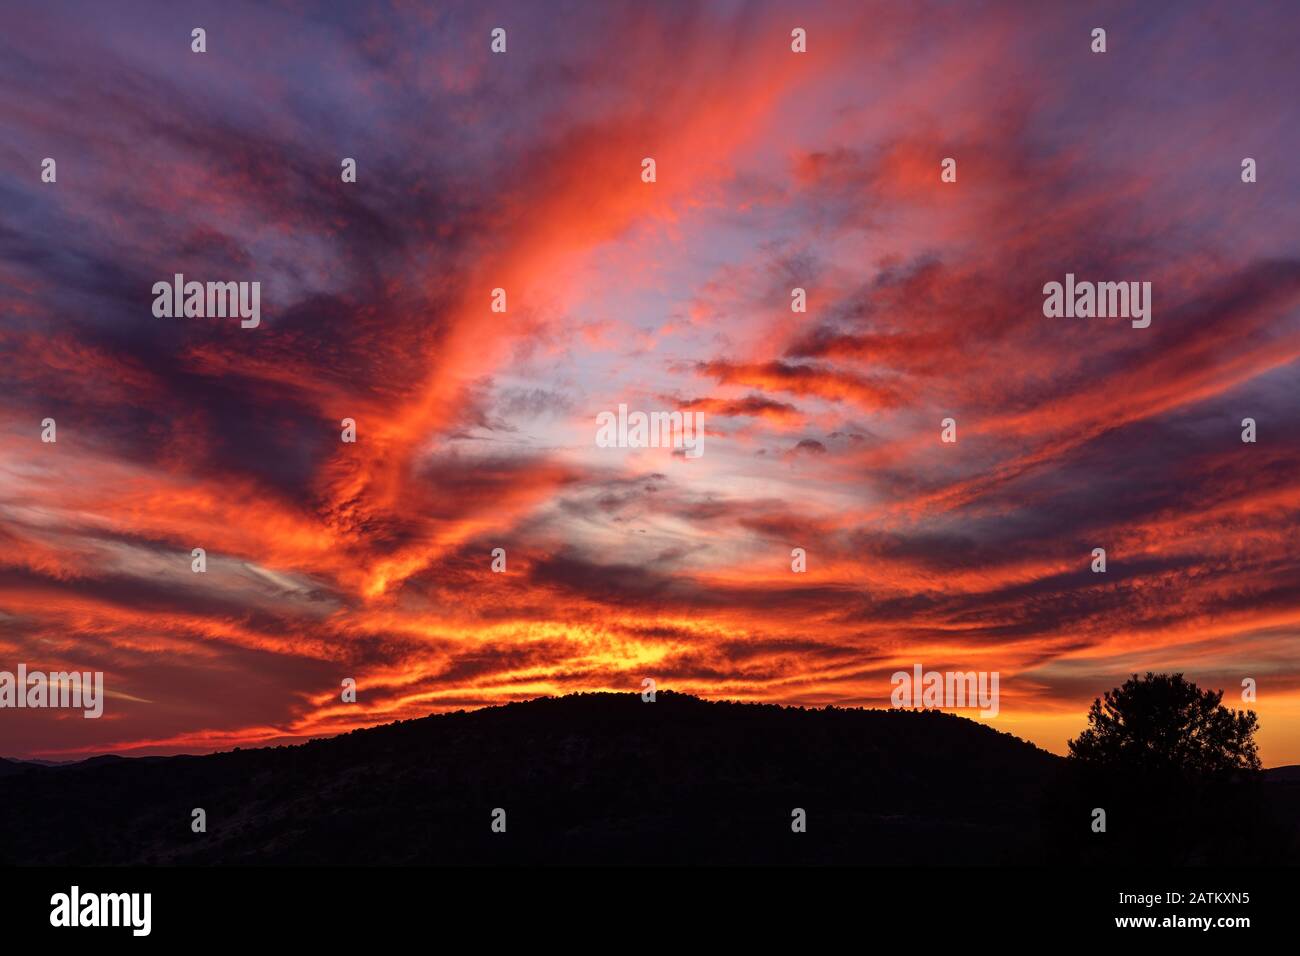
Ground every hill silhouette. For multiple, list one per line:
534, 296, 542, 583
0, 691, 1062, 865
4, 692, 1297, 865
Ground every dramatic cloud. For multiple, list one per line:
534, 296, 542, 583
1, 1, 1298, 764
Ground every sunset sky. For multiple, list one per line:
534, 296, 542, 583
1, 1, 1298, 765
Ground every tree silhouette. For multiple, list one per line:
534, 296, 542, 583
1067, 672, 1260, 776
1042, 672, 1280, 864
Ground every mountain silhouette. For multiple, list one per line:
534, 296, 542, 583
0, 692, 1294, 865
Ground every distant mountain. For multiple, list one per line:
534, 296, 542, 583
0, 757, 77, 776
0, 692, 1292, 865
0, 692, 1060, 865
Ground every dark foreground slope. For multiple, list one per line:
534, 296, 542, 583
0, 692, 1059, 865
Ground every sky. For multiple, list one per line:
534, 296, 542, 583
1, 0, 1298, 765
